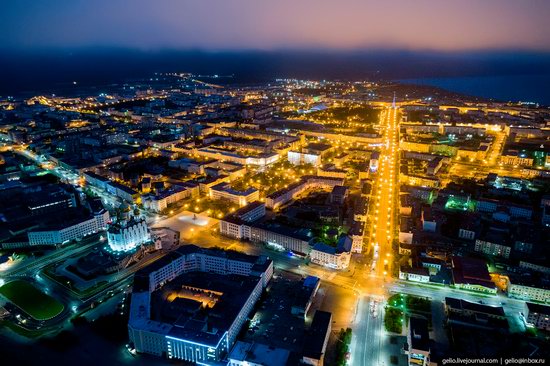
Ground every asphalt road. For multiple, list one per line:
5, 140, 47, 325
350, 296, 384, 366
350, 106, 401, 366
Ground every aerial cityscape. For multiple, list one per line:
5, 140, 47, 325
1, 2, 550, 366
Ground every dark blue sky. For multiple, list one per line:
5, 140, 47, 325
2, 1, 550, 100
2, 0, 550, 51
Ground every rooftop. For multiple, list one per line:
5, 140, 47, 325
526, 302, 550, 316
451, 256, 495, 289
157, 272, 260, 347
302, 310, 332, 360
229, 341, 290, 366
409, 317, 430, 352
445, 297, 505, 317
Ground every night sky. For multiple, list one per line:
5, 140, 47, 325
2, 0, 550, 51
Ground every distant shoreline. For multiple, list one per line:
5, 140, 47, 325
398, 74, 550, 106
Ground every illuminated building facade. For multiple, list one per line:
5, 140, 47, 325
208, 183, 259, 207
27, 209, 110, 246
107, 219, 150, 252
128, 245, 273, 364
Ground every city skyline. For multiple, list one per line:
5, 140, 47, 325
1, 2, 549, 366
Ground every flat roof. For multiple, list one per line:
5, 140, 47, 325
526, 302, 550, 316
158, 273, 261, 347
409, 317, 430, 352
229, 341, 290, 366
303, 310, 332, 360
108, 181, 138, 195
445, 297, 505, 317
451, 256, 495, 289
84, 171, 110, 182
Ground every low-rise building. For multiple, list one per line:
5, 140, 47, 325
28, 208, 109, 246
445, 297, 508, 330
301, 310, 332, 366
151, 227, 180, 250
220, 203, 312, 255
250, 223, 312, 255
519, 261, 550, 275
209, 183, 259, 207
451, 256, 497, 294
405, 317, 431, 366
265, 176, 344, 210
474, 238, 511, 259
400, 173, 440, 188
317, 165, 347, 179
288, 150, 321, 167
329, 185, 349, 205
506, 276, 550, 303
421, 206, 437, 232
399, 266, 430, 283
291, 276, 321, 318
227, 341, 290, 366
83, 171, 110, 190
348, 221, 364, 253
106, 181, 140, 203
353, 196, 369, 222
219, 203, 266, 240
142, 183, 199, 212
525, 302, 550, 331
310, 237, 352, 270
195, 146, 279, 167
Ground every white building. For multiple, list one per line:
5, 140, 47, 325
209, 183, 259, 207
142, 184, 199, 213
474, 239, 511, 259
309, 241, 351, 270
265, 176, 344, 210
349, 221, 364, 254
107, 219, 151, 252
28, 209, 110, 246
250, 225, 311, 255
106, 181, 140, 203
128, 245, 273, 363
151, 227, 180, 250
399, 266, 430, 283
525, 302, 550, 331
195, 147, 279, 167
287, 151, 321, 167
219, 203, 266, 240
507, 278, 550, 303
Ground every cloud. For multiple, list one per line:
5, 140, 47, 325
2, 0, 550, 51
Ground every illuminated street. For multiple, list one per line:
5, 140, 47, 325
2, 19, 550, 363
349, 105, 401, 366
370, 105, 400, 281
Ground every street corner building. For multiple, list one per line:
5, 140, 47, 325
127, 244, 273, 364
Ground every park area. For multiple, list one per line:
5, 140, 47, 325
384, 293, 432, 334
0, 280, 64, 320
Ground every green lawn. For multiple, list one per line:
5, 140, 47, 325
0, 280, 64, 320
388, 293, 431, 314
